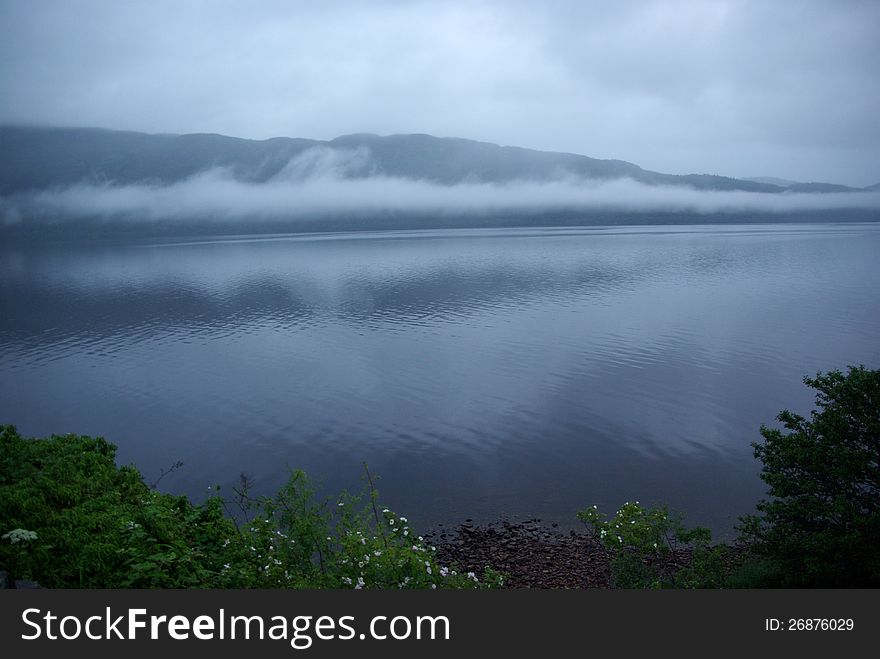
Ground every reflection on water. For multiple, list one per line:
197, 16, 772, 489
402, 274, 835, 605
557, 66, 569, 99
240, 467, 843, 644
2, 223, 879, 535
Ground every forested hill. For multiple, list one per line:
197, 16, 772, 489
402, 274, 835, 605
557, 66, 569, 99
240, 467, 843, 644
4, 125, 865, 194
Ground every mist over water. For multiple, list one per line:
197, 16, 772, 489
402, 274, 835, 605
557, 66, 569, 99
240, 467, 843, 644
2, 223, 879, 535
3, 147, 880, 227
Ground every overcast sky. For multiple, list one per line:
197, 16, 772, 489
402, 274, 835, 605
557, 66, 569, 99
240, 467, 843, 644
1, 0, 878, 186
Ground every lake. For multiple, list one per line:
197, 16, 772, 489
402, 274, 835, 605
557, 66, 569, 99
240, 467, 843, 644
2, 223, 878, 537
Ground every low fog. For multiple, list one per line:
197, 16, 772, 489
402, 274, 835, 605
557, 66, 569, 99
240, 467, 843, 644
2, 147, 879, 227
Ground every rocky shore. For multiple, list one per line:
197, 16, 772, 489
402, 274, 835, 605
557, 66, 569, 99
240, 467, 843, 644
425, 519, 612, 588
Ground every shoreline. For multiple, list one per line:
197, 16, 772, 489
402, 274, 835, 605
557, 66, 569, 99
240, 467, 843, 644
425, 519, 612, 588
425, 518, 750, 588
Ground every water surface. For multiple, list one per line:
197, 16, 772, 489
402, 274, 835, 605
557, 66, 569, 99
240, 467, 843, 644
2, 223, 878, 535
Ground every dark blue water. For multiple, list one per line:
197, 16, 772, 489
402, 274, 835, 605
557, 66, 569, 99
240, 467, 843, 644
2, 223, 878, 536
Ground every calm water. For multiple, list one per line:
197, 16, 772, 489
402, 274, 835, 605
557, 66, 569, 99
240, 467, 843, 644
2, 223, 878, 536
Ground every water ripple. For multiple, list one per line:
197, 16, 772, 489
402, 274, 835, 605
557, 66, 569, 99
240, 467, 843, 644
2, 223, 879, 533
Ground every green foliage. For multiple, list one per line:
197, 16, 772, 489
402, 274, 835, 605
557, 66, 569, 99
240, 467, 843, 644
0, 425, 503, 589
738, 366, 880, 587
577, 501, 728, 588
6, 364, 875, 589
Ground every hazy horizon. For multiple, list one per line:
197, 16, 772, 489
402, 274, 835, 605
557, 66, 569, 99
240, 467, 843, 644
5, 122, 880, 190
3, 143, 880, 228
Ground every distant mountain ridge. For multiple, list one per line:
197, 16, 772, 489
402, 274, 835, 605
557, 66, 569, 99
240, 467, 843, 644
743, 176, 861, 193
743, 176, 802, 188
0, 125, 875, 195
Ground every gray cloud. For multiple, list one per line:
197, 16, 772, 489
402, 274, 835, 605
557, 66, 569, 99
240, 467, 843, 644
4, 147, 879, 225
1, 1, 878, 185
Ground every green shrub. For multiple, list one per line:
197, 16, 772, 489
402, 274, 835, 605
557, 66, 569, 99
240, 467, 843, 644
737, 366, 880, 587
577, 501, 728, 588
0, 425, 503, 589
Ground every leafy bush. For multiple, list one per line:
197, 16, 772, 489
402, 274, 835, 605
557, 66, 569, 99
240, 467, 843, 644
0, 425, 503, 589
737, 366, 880, 587
577, 501, 728, 588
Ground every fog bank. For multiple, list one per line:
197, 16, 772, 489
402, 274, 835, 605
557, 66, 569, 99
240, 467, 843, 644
3, 148, 879, 226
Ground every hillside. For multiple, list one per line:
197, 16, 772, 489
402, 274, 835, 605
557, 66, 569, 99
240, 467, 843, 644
0, 126, 802, 194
